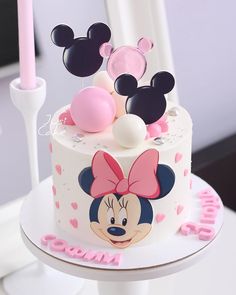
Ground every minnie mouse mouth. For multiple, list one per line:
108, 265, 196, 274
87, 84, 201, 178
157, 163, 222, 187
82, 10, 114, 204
110, 238, 132, 247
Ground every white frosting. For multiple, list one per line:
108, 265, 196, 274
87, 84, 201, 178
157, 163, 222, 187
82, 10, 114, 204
50, 102, 192, 248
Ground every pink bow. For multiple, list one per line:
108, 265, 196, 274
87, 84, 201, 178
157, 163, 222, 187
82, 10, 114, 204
91, 149, 160, 199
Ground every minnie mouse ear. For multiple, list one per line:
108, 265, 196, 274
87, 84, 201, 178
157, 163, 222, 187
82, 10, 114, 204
87, 22, 111, 46
51, 24, 74, 48
156, 164, 175, 199
78, 167, 94, 195
114, 74, 138, 96
151, 71, 175, 94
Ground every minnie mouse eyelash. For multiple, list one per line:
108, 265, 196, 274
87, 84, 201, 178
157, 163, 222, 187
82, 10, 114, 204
119, 198, 128, 209
105, 197, 114, 210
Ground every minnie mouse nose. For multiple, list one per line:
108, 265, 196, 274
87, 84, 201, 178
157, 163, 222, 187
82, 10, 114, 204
107, 227, 126, 236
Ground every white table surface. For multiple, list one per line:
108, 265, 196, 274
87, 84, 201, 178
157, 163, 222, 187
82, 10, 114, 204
0, 206, 235, 295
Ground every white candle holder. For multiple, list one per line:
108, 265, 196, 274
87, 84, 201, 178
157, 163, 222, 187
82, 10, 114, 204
10, 77, 46, 187
3, 77, 84, 295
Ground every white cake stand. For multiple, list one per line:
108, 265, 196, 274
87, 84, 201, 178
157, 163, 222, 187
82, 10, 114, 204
19, 174, 223, 295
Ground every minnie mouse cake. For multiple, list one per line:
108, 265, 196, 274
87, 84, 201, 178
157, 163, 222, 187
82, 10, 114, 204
49, 23, 192, 249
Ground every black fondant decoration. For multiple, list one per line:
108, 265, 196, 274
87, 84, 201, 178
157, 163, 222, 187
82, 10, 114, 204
156, 164, 175, 199
114, 71, 175, 124
114, 74, 138, 96
51, 23, 111, 77
78, 167, 94, 195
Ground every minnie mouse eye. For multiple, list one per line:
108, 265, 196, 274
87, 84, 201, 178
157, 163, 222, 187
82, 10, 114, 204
118, 207, 128, 226
107, 207, 115, 224
122, 218, 127, 226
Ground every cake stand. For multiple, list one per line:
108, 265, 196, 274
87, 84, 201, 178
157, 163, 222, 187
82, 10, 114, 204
19, 174, 224, 295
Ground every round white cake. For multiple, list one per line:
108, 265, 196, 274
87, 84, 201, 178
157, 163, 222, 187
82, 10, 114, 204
50, 102, 192, 249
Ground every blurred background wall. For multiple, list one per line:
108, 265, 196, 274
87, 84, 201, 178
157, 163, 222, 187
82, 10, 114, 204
0, 0, 235, 204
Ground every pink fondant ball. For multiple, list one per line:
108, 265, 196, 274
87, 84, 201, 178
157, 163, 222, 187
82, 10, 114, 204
70, 86, 116, 132
147, 123, 162, 138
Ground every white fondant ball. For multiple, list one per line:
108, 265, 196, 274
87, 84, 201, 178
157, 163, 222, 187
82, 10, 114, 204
93, 71, 114, 93
112, 114, 147, 148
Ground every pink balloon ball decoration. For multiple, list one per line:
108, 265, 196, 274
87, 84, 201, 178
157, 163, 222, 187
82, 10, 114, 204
70, 86, 116, 133
59, 109, 75, 125
146, 115, 169, 138
147, 123, 162, 138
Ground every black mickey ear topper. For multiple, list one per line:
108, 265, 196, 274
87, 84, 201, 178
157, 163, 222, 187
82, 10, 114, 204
51, 24, 74, 48
114, 74, 138, 96
51, 22, 111, 77
114, 71, 175, 125
151, 71, 175, 94
87, 23, 111, 46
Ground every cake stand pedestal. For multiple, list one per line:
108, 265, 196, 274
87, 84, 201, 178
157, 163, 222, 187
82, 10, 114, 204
19, 174, 223, 295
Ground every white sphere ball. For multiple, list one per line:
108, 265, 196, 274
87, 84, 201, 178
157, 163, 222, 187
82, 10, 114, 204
93, 71, 114, 93
112, 114, 147, 148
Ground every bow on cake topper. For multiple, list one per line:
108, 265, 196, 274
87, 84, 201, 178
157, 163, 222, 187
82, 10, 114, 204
91, 149, 160, 198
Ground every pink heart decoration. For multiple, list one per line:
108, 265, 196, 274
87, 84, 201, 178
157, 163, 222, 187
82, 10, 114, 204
175, 153, 183, 163
55, 164, 62, 175
155, 214, 166, 223
52, 185, 56, 196
59, 109, 75, 125
184, 169, 189, 177
55, 201, 60, 209
71, 202, 78, 210
70, 218, 78, 228
177, 205, 184, 215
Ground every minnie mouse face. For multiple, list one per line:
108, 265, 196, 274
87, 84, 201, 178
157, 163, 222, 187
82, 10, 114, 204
114, 72, 175, 124
51, 23, 111, 77
90, 193, 152, 248
79, 149, 175, 248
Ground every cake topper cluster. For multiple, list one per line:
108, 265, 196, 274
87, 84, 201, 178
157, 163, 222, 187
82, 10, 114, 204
51, 22, 175, 148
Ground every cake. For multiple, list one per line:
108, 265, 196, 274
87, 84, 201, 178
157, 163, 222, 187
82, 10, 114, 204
49, 23, 193, 250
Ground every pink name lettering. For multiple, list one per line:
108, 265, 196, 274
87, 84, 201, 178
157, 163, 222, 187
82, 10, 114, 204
198, 188, 221, 225
180, 222, 215, 241
40, 234, 122, 266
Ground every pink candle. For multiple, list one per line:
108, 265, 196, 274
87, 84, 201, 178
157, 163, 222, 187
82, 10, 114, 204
17, 0, 36, 90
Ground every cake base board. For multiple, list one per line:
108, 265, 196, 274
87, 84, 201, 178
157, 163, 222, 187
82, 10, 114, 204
20, 174, 223, 280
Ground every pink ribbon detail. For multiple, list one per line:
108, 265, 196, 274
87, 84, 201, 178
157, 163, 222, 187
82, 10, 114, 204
91, 149, 160, 199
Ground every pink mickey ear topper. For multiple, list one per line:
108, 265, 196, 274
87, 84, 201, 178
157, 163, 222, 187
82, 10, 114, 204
137, 37, 153, 53
100, 37, 153, 81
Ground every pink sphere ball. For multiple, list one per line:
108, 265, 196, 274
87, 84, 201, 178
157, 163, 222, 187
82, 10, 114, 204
70, 86, 116, 132
147, 123, 162, 138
